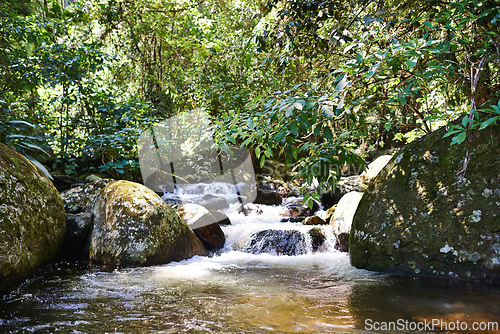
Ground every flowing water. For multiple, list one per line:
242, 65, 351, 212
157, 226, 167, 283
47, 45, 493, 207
1, 183, 499, 333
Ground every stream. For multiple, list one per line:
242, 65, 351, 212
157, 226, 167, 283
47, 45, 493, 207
1, 182, 499, 333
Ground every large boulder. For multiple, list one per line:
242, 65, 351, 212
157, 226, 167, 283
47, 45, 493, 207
350, 125, 500, 281
86, 180, 207, 267
0, 143, 66, 293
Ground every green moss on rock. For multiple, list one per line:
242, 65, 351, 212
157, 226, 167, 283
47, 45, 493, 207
86, 180, 208, 267
0, 143, 66, 294
349, 125, 500, 281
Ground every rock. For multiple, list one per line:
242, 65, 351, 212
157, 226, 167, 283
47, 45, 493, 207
308, 228, 327, 252
279, 199, 319, 222
349, 125, 500, 281
330, 192, 364, 235
330, 192, 363, 255
320, 189, 343, 209
51, 174, 80, 192
86, 180, 207, 267
238, 203, 263, 216
336, 233, 349, 253
336, 176, 367, 194
61, 212, 93, 259
210, 210, 232, 225
244, 229, 307, 256
60, 179, 113, 214
317, 205, 337, 223
84, 174, 103, 182
254, 188, 283, 205
193, 224, 226, 251
199, 194, 230, 211
175, 203, 226, 250
302, 216, 327, 225
360, 155, 393, 182
280, 217, 307, 223
0, 143, 66, 293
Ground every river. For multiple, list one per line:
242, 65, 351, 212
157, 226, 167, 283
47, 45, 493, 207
1, 185, 499, 333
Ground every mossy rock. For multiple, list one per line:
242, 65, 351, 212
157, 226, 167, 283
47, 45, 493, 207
86, 180, 207, 267
349, 125, 500, 281
60, 179, 113, 214
0, 143, 66, 294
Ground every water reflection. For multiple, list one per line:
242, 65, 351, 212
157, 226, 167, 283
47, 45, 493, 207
1, 256, 499, 333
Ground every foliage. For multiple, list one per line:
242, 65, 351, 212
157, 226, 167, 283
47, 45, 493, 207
1, 0, 498, 204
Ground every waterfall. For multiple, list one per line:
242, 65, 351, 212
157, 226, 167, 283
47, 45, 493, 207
162, 181, 339, 256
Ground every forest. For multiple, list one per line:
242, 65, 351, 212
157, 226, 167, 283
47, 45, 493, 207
1, 0, 499, 199
1, 1, 500, 331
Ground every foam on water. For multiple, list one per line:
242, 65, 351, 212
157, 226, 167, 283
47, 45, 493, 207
161, 181, 250, 205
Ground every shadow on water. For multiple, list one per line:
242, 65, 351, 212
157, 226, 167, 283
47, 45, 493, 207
348, 275, 500, 333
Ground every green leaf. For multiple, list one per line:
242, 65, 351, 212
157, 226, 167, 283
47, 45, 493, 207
285, 104, 295, 117
6, 120, 37, 129
451, 131, 467, 145
406, 57, 418, 70
255, 146, 261, 158
384, 122, 392, 131
398, 95, 407, 106
335, 75, 348, 93
443, 129, 462, 138
423, 21, 433, 29
479, 116, 499, 130
366, 62, 380, 80
247, 118, 254, 128
274, 131, 286, 142
307, 197, 314, 210
290, 122, 299, 136
324, 127, 333, 140
26, 156, 53, 180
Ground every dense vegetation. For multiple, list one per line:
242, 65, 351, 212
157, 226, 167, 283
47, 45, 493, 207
1, 0, 499, 201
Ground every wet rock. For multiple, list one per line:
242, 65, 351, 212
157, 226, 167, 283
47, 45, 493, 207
336, 234, 349, 253
193, 224, 226, 251
302, 216, 327, 225
254, 184, 283, 205
238, 203, 263, 216
200, 194, 230, 211
317, 205, 337, 224
86, 180, 207, 268
308, 228, 327, 252
175, 203, 226, 250
61, 212, 93, 259
0, 143, 66, 294
350, 125, 500, 281
279, 199, 318, 222
209, 210, 232, 225
60, 179, 113, 214
244, 229, 307, 256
